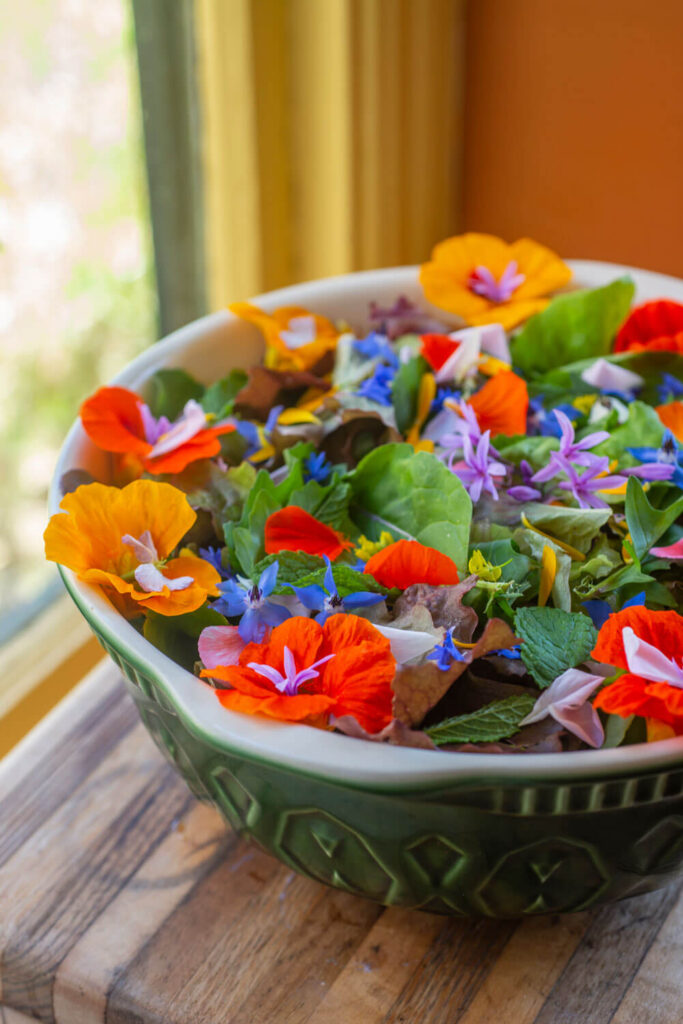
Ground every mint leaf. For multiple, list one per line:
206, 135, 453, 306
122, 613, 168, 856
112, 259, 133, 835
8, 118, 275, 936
511, 278, 635, 377
514, 606, 598, 688
625, 477, 683, 560
350, 444, 472, 574
201, 369, 247, 417
426, 695, 536, 746
148, 368, 204, 419
392, 355, 429, 433
290, 564, 388, 596
253, 551, 326, 584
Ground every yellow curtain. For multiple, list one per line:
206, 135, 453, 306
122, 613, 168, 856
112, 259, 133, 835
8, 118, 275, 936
195, 0, 466, 308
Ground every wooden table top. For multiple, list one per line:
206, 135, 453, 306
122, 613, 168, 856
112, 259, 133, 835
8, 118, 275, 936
1, 660, 682, 1024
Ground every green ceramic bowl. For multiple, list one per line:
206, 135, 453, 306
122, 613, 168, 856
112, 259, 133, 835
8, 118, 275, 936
50, 262, 683, 917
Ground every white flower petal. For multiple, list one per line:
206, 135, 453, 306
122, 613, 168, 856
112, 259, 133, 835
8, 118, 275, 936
623, 627, 683, 688
580, 357, 644, 393
373, 624, 439, 664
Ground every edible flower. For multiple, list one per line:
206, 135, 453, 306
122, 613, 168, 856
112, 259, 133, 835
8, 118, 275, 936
368, 295, 445, 340
212, 561, 291, 642
628, 429, 683, 488
656, 401, 683, 442
650, 539, 683, 561
592, 607, 683, 734
354, 531, 394, 562
614, 300, 683, 354
364, 539, 459, 589
357, 362, 395, 405
557, 457, 627, 509
531, 410, 609, 483
419, 233, 571, 330
293, 556, 385, 623
198, 624, 246, 668
467, 370, 529, 437
80, 387, 236, 475
44, 480, 220, 616
449, 431, 507, 502
264, 506, 353, 560
658, 373, 683, 405
518, 668, 605, 748
352, 331, 399, 366
229, 303, 339, 371
304, 451, 333, 483
427, 629, 468, 671
580, 358, 643, 396
468, 549, 503, 581
202, 614, 395, 732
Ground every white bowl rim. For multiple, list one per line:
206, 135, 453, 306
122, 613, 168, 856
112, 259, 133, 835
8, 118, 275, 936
49, 259, 683, 788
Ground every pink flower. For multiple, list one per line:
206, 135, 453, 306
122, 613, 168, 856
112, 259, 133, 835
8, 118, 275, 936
519, 668, 605, 748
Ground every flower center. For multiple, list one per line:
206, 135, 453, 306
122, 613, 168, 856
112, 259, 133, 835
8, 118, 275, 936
468, 260, 525, 303
248, 645, 336, 696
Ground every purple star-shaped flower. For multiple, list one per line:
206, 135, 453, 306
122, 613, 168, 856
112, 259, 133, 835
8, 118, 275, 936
468, 260, 525, 303
449, 430, 507, 502
557, 456, 626, 510
248, 645, 336, 696
518, 668, 605, 748
532, 409, 609, 483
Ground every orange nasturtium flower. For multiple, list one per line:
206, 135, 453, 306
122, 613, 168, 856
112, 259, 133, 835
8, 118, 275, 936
80, 387, 236, 476
656, 400, 683, 441
264, 506, 354, 560
44, 480, 220, 617
592, 606, 683, 734
364, 539, 459, 589
419, 233, 572, 331
614, 300, 683, 355
202, 614, 395, 733
228, 302, 339, 372
467, 370, 529, 437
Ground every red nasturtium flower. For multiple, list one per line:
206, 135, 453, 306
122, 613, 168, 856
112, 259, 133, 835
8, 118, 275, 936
592, 606, 683, 734
420, 333, 459, 372
44, 480, 221, 617
614, 300, 683, 355
80, 386, 235, 475
656, 400, 683, 441
202, 614, 395, 732
364, 539, 459, 589
264, 506, 353, 560
468, 370, 529, 437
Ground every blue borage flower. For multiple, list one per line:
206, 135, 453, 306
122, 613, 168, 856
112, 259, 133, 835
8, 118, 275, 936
304, 451, 333, 484
212, 561, 291, 642
427, 630, 468, 671
292, 556, 385, 624
357, 362, 396, 405
352, 330, 399, 366
527, 398, 581, 438
629, 429, 683, 488
658, 373, 683, 405
199, 545, 232, 580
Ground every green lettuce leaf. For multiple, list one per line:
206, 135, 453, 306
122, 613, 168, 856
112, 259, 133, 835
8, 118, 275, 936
426, 694, 536, 746
593, 401, 664, 462
514, 606, 598, 688
523, 504, 611, 555
283, 563, 388, 596
253, 551, 326, 584
392, 355, 429, 434
349, 444, 472, 574
148, 368, 204, 419
625, 477, 683, 560
201, 369, 248, 417
537, 350, 683, 407
510, 278, 635, 377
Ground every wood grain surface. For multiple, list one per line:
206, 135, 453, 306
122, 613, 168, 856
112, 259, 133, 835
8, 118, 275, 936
1, 661, 681, 1024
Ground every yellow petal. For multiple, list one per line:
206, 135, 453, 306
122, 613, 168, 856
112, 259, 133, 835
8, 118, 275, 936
277, 408, 321, 425
647, 719, 676, 743
521, 513, 585, 562
538, 545, 557, 607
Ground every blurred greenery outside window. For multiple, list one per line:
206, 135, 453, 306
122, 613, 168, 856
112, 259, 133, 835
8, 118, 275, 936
0, 0, 204, 644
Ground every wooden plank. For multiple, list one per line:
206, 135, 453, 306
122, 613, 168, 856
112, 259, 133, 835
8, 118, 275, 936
107, 853, 382, 1024
52, 802, 229, 1024
456, 913, 592, 1024
304, 907, 446, 1024
534, 884, 683, 1024
609, 886, 683, 1024
0, 721, 189, 1020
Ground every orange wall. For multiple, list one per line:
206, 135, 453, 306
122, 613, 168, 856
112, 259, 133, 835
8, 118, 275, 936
463, 0, 683, 277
